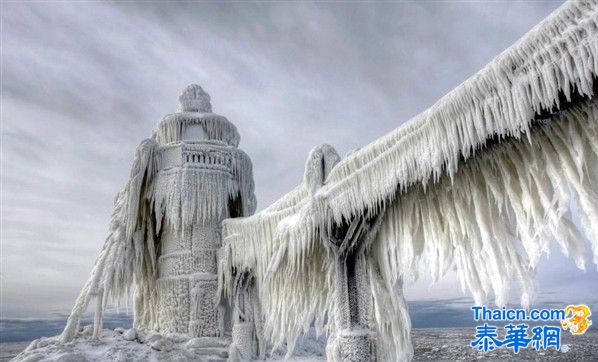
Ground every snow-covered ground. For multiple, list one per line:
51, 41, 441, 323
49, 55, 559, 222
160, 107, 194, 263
4, 327, 597, 361
7, 325, 326, 362
11, 326, 230, 362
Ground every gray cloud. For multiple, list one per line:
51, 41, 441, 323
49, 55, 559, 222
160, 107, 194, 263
2, 0, 595, 323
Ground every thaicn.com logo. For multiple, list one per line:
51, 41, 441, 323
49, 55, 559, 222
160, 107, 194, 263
470, 304, 592, 354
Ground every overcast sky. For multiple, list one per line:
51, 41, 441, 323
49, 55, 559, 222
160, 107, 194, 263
1, 0, 596, 328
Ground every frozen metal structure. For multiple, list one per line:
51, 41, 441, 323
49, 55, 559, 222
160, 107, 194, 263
58, 1, 598, 361
61, 85, 256, 342
220, 1, 598, 361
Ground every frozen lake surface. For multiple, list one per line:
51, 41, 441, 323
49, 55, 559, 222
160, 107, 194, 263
412, 327, 598, 361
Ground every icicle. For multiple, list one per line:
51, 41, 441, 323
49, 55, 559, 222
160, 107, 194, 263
61, 138, 158, 342
154, 112, 240, 147
220, 8, 598, 352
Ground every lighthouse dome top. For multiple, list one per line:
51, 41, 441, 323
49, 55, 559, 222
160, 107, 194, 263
179, 84, 212, 113
155, 84, 241, 147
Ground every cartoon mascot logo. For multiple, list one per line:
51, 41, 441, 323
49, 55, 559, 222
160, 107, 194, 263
562, 305, 592, 335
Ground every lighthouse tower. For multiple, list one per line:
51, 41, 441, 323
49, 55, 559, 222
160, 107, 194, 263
152, 85, 256, 337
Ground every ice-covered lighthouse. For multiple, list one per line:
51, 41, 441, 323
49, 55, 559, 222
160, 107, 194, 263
152, 84, 256, 336
61, 84, 256, 341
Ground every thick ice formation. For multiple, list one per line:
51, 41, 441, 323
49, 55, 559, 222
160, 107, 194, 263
220, 1, 598, 361
18, 1, 595, 361
13, 326, 327, 362
16, 327, 231, 361
60, 85, 256, 344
